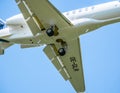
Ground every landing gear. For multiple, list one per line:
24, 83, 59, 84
46, 25, 58, 37
46, 25, 66, 56
56, 39, 67, 56
58, 48, 66, 56
46, 28, 54, 36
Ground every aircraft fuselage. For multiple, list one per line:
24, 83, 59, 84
0, 1, 120, 45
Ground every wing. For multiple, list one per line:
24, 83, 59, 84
15, 0, 72, 35
15, 0, 85, 92
44, 38, 85, 92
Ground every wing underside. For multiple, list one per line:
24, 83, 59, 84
44, 38, 85, 92
15, 0, 85, 92
15, 0, 72, 35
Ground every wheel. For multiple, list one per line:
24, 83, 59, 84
46, 28, 54, 36
58, 48, 66, 56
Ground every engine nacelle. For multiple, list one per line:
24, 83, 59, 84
6, 14, 26, 25
5, 14, 33, 40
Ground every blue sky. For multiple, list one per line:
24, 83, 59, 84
0, 0, 120, 93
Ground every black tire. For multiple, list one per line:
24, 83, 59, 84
58, 48, 66, 56
46, 28, 54, 36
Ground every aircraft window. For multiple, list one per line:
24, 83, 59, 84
115, 4, 117, 7
85, 8, 88, 11
78, 9, 82, 12
115, 4, 120, 7
91, 6, 95, 10
66, 12, 69, 15
72, 11, 76, 14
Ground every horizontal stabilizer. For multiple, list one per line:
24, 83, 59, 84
0, 49, 4, 55
0, 42, 13, 55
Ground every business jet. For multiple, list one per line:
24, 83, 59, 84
0, 0, 120, 93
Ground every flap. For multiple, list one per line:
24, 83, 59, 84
43, 45, 70, 80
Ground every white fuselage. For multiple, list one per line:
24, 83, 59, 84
0, 1, 120, 44
63, 1, 120, 24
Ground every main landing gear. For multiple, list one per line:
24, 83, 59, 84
58, 48, 66, 56
56, 39, 67, 56
46, 25, 58, 37
46, 25, 67, 56
46, 27, 54, 36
